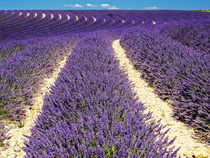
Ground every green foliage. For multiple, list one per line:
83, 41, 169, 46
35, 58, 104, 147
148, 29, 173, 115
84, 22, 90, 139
0, 108, 7, 115
104, 138, 117, 158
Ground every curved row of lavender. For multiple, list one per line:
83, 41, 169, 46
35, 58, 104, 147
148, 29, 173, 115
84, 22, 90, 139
0, 10, 209, 42
0, 40, 27, 63
0, 35, 80, 147
24, 32, 179, 158
0, 40, 34, 146
119, 25, 209, 143
158, 20, 210, 54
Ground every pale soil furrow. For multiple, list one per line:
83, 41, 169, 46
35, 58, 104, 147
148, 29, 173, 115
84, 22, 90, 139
112, 39, 210, 158
0, 52, 71, 158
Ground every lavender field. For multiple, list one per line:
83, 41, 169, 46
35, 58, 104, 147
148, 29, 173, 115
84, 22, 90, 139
0, 10, 209, 158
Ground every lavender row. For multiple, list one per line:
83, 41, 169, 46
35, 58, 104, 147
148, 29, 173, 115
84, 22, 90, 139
0, 41, 24, 63
158, 20, 210, 54
120, 27, 210, 143
0, 39, 40, 64
24, 32, 178, 158
0, 35, 80, 122
1, 10, 209, 42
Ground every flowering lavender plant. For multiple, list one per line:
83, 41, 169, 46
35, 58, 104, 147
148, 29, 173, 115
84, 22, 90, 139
0, 35, 80, 121
24, 32, 179, 157
120, 26, 210, 143
159, 20, 210, 54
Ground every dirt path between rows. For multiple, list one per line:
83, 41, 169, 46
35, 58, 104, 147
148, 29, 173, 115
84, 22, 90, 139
112, 39, 210, 158
0, 54, 70, 158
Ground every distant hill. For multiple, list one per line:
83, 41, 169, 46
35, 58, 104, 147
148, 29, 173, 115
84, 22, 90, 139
193, 9, 210, 12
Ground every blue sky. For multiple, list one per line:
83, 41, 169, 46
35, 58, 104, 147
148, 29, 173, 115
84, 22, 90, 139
0, 0, 210, 10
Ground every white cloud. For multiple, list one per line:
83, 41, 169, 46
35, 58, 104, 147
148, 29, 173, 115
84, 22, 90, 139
64, 3, 119, 10
101, 4, 119, 10
101, 4, 109, 8
64, 4, 83, 8
86, 4, 97, 8
144, 6, 158, 10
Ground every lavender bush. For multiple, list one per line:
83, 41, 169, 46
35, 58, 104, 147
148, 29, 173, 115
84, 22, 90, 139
158, 20, 210, 54
120, 27, 210, 143
23, 32, 179, 157
0, 40, 26, 63
0, 35, 80, 122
